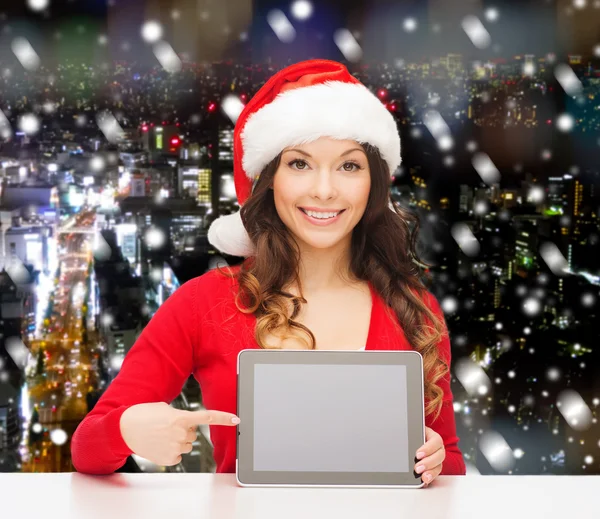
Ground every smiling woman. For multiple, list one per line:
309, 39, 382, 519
72, 59, 465, 482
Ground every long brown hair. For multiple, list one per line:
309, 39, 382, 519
217, 143, 450, 421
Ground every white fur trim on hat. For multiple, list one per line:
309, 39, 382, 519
241, 80, 401, 179
207, 210, 255, 257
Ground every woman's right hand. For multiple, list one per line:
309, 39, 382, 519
119, 402, 240, 466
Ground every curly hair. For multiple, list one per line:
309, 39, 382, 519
216, 143, 450, 422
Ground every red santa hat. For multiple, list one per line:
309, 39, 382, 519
207, 58, 401, 257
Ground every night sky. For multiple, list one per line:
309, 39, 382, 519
0, 0, 598, 65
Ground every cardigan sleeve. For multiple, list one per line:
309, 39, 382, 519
423, 292, 467, 476
70, 277, 199, 475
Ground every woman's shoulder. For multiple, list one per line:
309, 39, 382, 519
187, 264, 242, 310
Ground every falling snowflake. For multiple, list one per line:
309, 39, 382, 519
556, 113, 575, 132
333, 29, 362, 62
465, 140, 478, 152
50, 429, 68, 446
141, 21, 163, 43
90, 156, 105, 171
93, 234, 112, 261
149, 267, 163, 283
440, 296, 459, 314
145, 227, 166, 249
7, 259, 31, 284
522, 297, 542, 316
461, 15, 491, 49
410, 127, 422, 139
222, 95, 245, 124
513, 448, 524, 459
557, 389, 592, 431
153, 41, 182, 73
290, 0, 313, 21
438, 134, 454, 151
546, 366, 561, 382
11, 37, 40, 71
267, 9, 296, 43
451, 223, 480, 256
423, 110, 454, 150
539, 242, 568, 274
540, 148, 552, 161
403, 18, 418, 32
472, 153, 500, 185
98, 34, 108, 46
27, 0, 49, 12
96, 110, 125, 142
474, 200, 489, 216
100, 313, 114, 329
0, 109, 12, 140
527, 186, 545, 204
455, 358, 492, 397
523, 62, 535, 76
443, 155, 455, 167
110, 355, 124, 371
42, 101, 56, 114
5, 337, 29, 368
479, 430, 515, 472
484, 7, 500, 22
554, 64, 583, 96
581, 293, 596, 307
18, 113, 41, 135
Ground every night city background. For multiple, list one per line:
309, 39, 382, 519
0, 0, 599, 477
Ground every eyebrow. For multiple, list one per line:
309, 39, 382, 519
284, 148, 365, 158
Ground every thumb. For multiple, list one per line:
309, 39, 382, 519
176, 409, 240, 427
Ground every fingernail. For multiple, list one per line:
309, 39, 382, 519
231, 417, 240, 424
416, 451, 425, 460
416, 464, 425, 474
424, 474, 432, 483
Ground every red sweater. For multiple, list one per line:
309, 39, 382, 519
71, 266, 466, 476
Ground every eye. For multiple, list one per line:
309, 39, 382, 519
288, 159, 308, 170
342, 161, 361, 172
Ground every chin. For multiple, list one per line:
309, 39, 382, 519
295, 233, 348, 251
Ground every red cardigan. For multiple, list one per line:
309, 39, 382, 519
71, 266, 466, 476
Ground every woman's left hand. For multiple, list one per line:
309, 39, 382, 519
414, 427, 445, 487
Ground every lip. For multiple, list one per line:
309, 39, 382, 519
298, 207, 345, 226
299, 206, 345, 213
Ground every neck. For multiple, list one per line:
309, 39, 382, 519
295, 237, 355, 294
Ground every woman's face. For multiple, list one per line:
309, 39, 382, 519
272, 137, 371, 254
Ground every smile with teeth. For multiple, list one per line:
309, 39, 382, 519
300, 208, 344, 219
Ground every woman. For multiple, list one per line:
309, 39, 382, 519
71, 59, 466, 485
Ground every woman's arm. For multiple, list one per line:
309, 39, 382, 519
70, 277, 200, 474
424, 292, 467, 476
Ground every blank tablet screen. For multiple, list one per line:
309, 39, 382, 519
252, 363, 408, 473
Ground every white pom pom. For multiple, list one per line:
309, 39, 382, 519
207, 210, 255, 257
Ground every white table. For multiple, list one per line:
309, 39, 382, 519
1, 473, 597, 518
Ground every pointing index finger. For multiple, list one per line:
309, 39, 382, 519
177, 409, 240, 427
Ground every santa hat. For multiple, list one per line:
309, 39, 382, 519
207, 59, 401, 257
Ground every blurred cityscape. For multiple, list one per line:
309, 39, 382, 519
0, 0, 599, 477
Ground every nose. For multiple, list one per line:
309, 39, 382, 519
310, 168, 337, 201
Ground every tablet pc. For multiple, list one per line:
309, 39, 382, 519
236, 349, 426, 488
